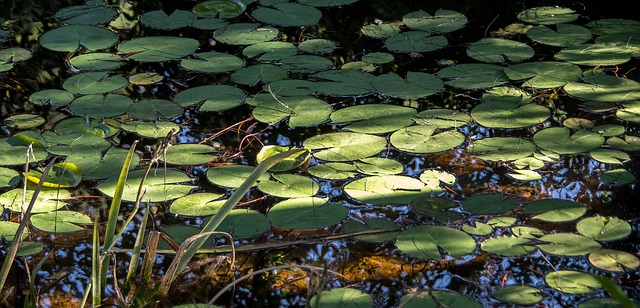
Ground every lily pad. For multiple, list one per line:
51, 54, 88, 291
298, 39, 336, 54
213, 209, 271, 239
341, 218, 399, 243
173, 85, 245, 112
0, 137, 49, 166
303, 132, 386, 161
3, 114, 45, 129
249, 94, 332, 128
399, 290, 481, 308
354, 157, 403, 175
62, 72, 128, 95
120, 121, 181, 139
466, 38, 534, 64
242, 41, 297, 61
69, 53, 126, 71
298, 0, 360, 7
524, 198, 587, 222
403, 9, 467, 34
0, 188, 70, 213
493, 286, 543, 305
504, 61, 582, 88
140, 9, 196, 30
268, 197, 348, 230
462, 221, 493, 236
309, 288, 373, 308
360, 23, 401, 39
252, 3, 322, 27
555, 43, 633, 66
526, 24, 592, 47
28, 89, 75, 107
128, 99, 183, 120
588, 249, 640, 272
192, 0, 247, 19
461, 194, 517, 215
307, 162, 356, 180
576, 215, 631, 242
278, 55, 333, 74
469, 137, 536, 161
129, 72, 164, 85
508, 169, 542, 181
206, 165, 270, 189
310, 70, 376, 96
373, 72, 444, 99
414, 108, 472, 128
230, 64, 288, 86
471, 87, 550, 129
161, 144, 219, 166
481, 236, 536, 257
257, 173, 319, 198
26, 162, 82, 188
545, 270, 602, 294
344, 175, 436, 205
39, 24, 118, 52
97, 169, 196, 202
255, 145, 310, 172
30, 210, 92, 233
565, 72, 640, 102
590, 148, 630, 164
396, 225, 476, 260
601, 169, 635, 186
54, 4, 118, 25
180, 51, 244, 73
517, 6, 579, 25
436, 63, 509, 89
117, 36, 199, 62
390, 125, 465, 154
69, 93, 133, 118
329, 104, 416, 134
74, 147, 140, 180
410, 196, 462, 223
213, 23, 279, 45
385, 31, 448, 53
533, 127, 604, 155
537, 233, 601, 256
0, 167, 20, 189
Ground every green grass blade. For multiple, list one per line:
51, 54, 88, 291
91, 216, 101, 306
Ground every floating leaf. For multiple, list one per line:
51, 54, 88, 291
140, 9, 196, 30
170, 192, 225, 217
230, 64, 287, 86
304, 132, 386, 161
471, 87, 550, 128
373, 72, 444, 99
69, 93, 133, 118
28, 89, 75, 107
250, 94, 332, 128
469, 137, 536, 161
180, 51, 244, 73
462, 221, 493, 236
517, 6, 578, 25
252, 3, 321, 27
537, 233, 601, 256
192, 0, 247, 19
206, 165, 270, 189
601, 169, 635, 186
212, 209, 271, 239
30, 210, 92, 233
590, 148, 630, 164
161, 144, 219, 166
69, 53, 126, 71
256, 145, 310, 172
511, 226, 545, 239
54, 4, 118, 25
466, 38, 534, 64
307, 162, 356, 180
576, 215, 631, 242
514, 157, 545, 170
16, 242, 44, 257
173, 85, 245, 112
0, 221, 28, 241
0, 137, 49, 166
354, 157, 403, 175
461, 194, 517, 215
330, 104, 416, 134
524, 199, 587, 222
588, 249, 640, 272
396, 225, 476, 260
120, 121, 181, 139
385, 31, 447, 53
360, 23, 400, 39
309, 288, 373, 308
117, 36, 199, 62
278, 55, 333, 74
0, 167, 20, 189
97, 169, 196, 202
493, 286, 543, 305
257, 173, 318, 198
565, 71, 640, 102
62, 72, 128, 95
242, 41, 296, 61
399, 291, 481, 308
268, 197, 348, 230
414, 108, 472, 128
545, 270, 602, 294
419, 169, 456, 185
481, 236, 536, 257
508, 169, 542, 181
403, 9, 467, 34
74, 147, 140, 180
39, 25, 118, 52
607, 135, 640, 151
128, 99, 183, 121
533, 127, 604, 155
213, 23, 279, 45
298, 0, 360, 7
310, 70, 376, 96
410, 196, 462, 223
0, 188, 70, 213
345, 175, 437, 205
299, 39, 336, 54
342, 218, 399, 243
391, 125, 465, 154
129, 72, 164, 85
3, 114, 45, 129
504, 61, 582, 88
436, 63, 509, 89
361, 52, 394, 64
527, 24, 592, 47
555, 43, 633, 66
26, 162, 82, 188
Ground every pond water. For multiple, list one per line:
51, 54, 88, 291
1, 0, 639, 307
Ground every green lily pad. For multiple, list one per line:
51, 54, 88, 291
576, 215, 631, 242
466, 38, 534, 64
307, 162, 356, 180
69, 53, 127, 71
3, 114, 45, 129
263, 79, 316, 96
242, 41, 297, 61
410, 196, 462, 223
26, 162, 82, 188
252, 3, 321, 27
399, 290, 481, 308
361, 52, 394, 64
508, 169, 542, 181
213, 23, 279, 45
413, 108, 472, 128
54, 4, 118, 25
0, 137, 49, 166
41, 131, 111, 157
268, 197, 348, 230
469, 137, 536, 161
565, 71, 640, 102
39, 24, 118, 52
592, 124, 625, 137
309, 288, 373, 308
140, 9, 196, 30
192, 18, 229, 30
419, 169, 456, 185
533, 127, 604, 154
601, 169, 635, 186
310, 70, 376, 96
537, 233, 601, 256
299, 39, 336, 54
354, 157, 403, 175
230, 64, 288, 86
257, 173, 318, 198
69, 93, 133, 118
436, 63, 509, 89
341, 218, 399, 243
0, 167, 20, 189
344, 175, 436, 205
28, 89, 75, 107
524, 198, 587, 222
173, 85, 245, 112
555, 43, 633, 66
304, 132, 386, 161
298, 0, 360, 7
180, 51, 244, 73
586, 18, 640, 35
161, 144, 219, 166
16, 242, 44, 257
278, 55, 333, 74
590, 148, 630, 164
128, 99, 183, 120
545, 270, 602, 294
487, 216, 517, 227
493, 286, 543, 305
255, 145, 310, 172
481, 236, 536, 257
62, 72, 128, 95
385, 31, 448, 53
526, 24, 592, 47
360, 23, 401, 39
97, 169, 196, 202
30, 210, 92, 233
117, 36, 199, 62
390, 125, 465, 154
212, 209, 271, 239
0, 221, 28, 241
129, 72, 164, 85
588, 249, 640, 272
372, 72, 443, 99
206, 165, 270, 189
192, 0, 247, 19
73, 147, 140, 180
396, 225, 476, 260
330, 104, 416, 134
514, 157, 545, 170
461, 194, 517, 215
471, 87, 550, 129
403, 9, 467, 34
517, 6, 578, 25
0, 188, 70, 213
120, 121, 181, 139
504, 61, 582, 88
0, 47, 31, 69
511, 226, 545, 239
462, 221, 493, 236
249, 94, 332, 128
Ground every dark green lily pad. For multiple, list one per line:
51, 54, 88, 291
410, 196, 462, 223
481, 236, 536, 257
361, 52, 394, 64
537, 233, 601, 256
344, 175, 436, 205
493, 286, 543, 305
41, 131, 111, 157
436, 63, 509, 89
461, 194, 517, 215
0, 188, 70, 213
69, 52, 126, 71
545, 270, 602, 294
278, 55, 333, 74
97, 169, 196, 202
252, 3, 321, 27
69, 93, 133, 118
120, 121, 181, 139
117, 36, 199, 62
385, 31, 448, 53
28, 89, 75, 107
342, 218, 399, 243
309, 288, 373, 308
180, 51, 244, 73
249, 94, 332, 128
414, 108, 471, 128
263, 79, 316, 96
161, 144, 219, 166
128, 99, 183, 121
257, 173, 319, 198
390, 125, 465, 154
298, 0, 360, 7
466, 38, 534, 64
360, 23, 401, 39
30, 210, 92, 233
396, 225, 476, 260
330, 104, 416, 134
62, 72, 127, 95
170, 193, 225, 217
39, 25, 118, 52
471, 87, 550, 128
173, 84, 245, 112
0, 136, 49, 166
504, 61, 582, 88
469, 137, 536, 161
565, 71, 640, 102
399, 290, 481, 308
586, 18, 640, 35
601, 169, 635, 186
206, 164, 270, 189
304, 132, 386, 161
533, 127, 604, 155
212, 209, 271, 239
517, 6, 578, 25
242, 41, 297, 61
54, 4, 118, 25
576, 215, 631, 242
73, 147, 140, 180
555, 43, 633, 66
606, 136, 640, 152
213, 23, 279, 45
373, 72, 443, 99
192, 18, 229, 30
307, 162, 356, 180
192, 0, 246, 19
310, 70, 376, 96
16, 242, 44, 257
140, 9, 196, 30
527, 24, 592, 47
524, 198, 587, 222
403, 9, 467, 34
299, 39, 336, 54
268, 197, 348, 230
588, 249, 640, 272
230, 64, 288, 86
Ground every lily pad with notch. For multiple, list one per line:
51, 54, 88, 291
0, 136, 49, 166
504, 61, 582, 88
576, 215, 631, 242
341, 217, 399, 243
213, 23, 279, 45
303, 132, 386, 161
307, 162, 356, 180
97, 169, 196, 202
588, 249, 640, 272
493, 286, 543, 305
298, 39, 336, 54
527, 24, 592, 47
242, 41, 297, 61
533, 127, 604, 155
390, 125, 465, 154
545, 270, 602, 294
249, 94, 332, 128
396, 225, 476, 260
329, 104, 416, 134
128, 99, 183, 121
268, 197, 348, 230
466, 38, 534, 64
384, 31, 448, 53
69, 53, 126, 71
30, 210, 92, 233
3, 114, 45, 130
414, 108, 472, 128
28, 89, 75, 107
524, 198, 587, 222
73, 147, 140, 180
173, 84, 246, 112
461, 193, 517, 215
26, 162, 82, 188
589, 148, 630, 164
140, 9, 196, 30
344, 175, 437, 205
481, 235, 537, 257
410, 196, 462, 223
54, 4, 118, 25
278, 55, 333, 74
208, 209, 271, 239
403, 9, 467, 34
373, 72, 444, 99
252, 3, 322, 27
354, 157, 403, 175
169, 193, 225, 217
257, 173, 319, 198
436, 63, 509, 89
120, 121, 181, 139
206, 164, 270, 189
0, 221, 27, 241
360, 23, 400, 39
555, 43, 634, 66
468, 137, 536, 161
117, 36, 199, 62
69, 93, 133, 118
180, 51, 244, 73
0, 167, 20, 189
537, 233, 601, 256
256, 145, 310, 172
230, 64, 288, 86
62, 72, 128, 95
471, 87, 550, 129
192, 0, 246, 19
601, 168, 635, 186
39, 24, 118, 52
0, 188, 70, 213
161, 144, 219, 166
565, 71, 640, 102
310, 70, 376, 96
517, 6, 579, 25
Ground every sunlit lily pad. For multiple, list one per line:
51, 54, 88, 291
310, 70, 376, 96
399, 290, 481, 308
213, 23, 279, 45
576, 215, 631, 242
524, 198, 587, 222
0, 221, 28, 241
3, 114, 45, 129
0, 188, 70, 213
503, 61, 582, 88
161, 144, 219, 166
39, 25, 118, 52
414, 108, 471, 127
117, 36, 199, 62
590, 148, 630, 164
330, 104, 416, 134
461, 194, 517, 215
471, 87, 550, 129
256, 145, 310, 172
390, 125, 465, 154
361, 52, 393, 64
617, 100, 640, 123
249, 94, 332, 128
69, 93, 133, 118
373, 72, 444, 99
507, 169, 542, 181
342, 218, 399, 243
173, 85, 245, 112
354, 158, 403, 175
268, 197, 348, 230
180, 51, 244, 73
242, 41, 296, 61
140, 9, 195, 30
30, 210, 92, 233
533, 127, 604, 154
419, 169, 456, 185
212, 209, 271, 239
517, 6, 578, 25
565, 71, 640, 102
230, 64, 288, 86
385, 31, 448, 53
263, 79, 316, 96
344, 175, 436, 205
26, 162, 82, 188
403, 9, 467, 34
304, 132, 386, 161
128, 99, 183, 120
0, 167, 20, 189
257, 173, 319, 198
396, 225, 476, 260
0, 48, 31, 72
252, 3, 321, 27
42, 131, 111, 157
206, 164, 270, 189
28, 89, 75, 107
466, 38, 534, 64
192, 0, 247, 19
462, 221, 493, 236
469, 137, 536, 161
360, 23, 401, 39
309, 288, 373, 308
526, 24, 592, 47
481, 235, 536, 257
73, 147, 140, 180
555, 43, 633, 66
69, 53, 126, 71
513, 157, 545, 170
62, 72, 127, 95
601, 168, 635, 186
436, 63, 509, 89
537, 233, 601, 256
120, 121, 181, 139
511, 226, 545, 239
545, 270, 602, 294
493, 286, 543, 305
0, 137, 49, 166
307, 162, 356, 180
588, 249, 640, 272
98, 169, 196, 202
